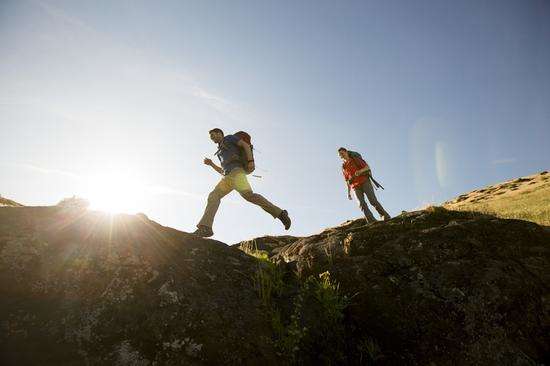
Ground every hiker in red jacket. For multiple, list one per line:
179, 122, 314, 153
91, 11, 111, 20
193, 128, 291, 238
339, 147, 391, 223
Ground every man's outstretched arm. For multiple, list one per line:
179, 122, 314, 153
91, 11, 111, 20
204, 158, 224, 175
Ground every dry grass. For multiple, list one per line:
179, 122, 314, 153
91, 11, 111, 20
444, 171, 550, 226
0, 196, 23, 207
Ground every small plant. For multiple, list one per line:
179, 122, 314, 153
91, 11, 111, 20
324, 243, 335, 266
249, 244, 284, 308
315, 271, 349, 322
277, 271, 351, 364
57, 196, 90, 209
247, 244, 352, 364
358, 337, 382, 364
274, 298, 307, 362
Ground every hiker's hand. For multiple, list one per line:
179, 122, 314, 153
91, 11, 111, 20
348, 193, 352, 200
246, 161, 255, 173
204, 158, 213, 166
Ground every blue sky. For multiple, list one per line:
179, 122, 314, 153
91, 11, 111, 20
1, 0, 549, 243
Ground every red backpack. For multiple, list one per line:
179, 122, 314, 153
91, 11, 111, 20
235, 131, 252, 146
234, 131, 254, 172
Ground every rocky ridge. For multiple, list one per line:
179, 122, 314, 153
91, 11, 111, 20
0, 200, 549, 365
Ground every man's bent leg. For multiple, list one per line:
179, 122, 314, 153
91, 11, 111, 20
231, 168, 283, 218
240, 191, 283, 218
197, 177, 233, 229
362, 179, 390, 219
353, 187, 376, 222
232, 168, 283, 218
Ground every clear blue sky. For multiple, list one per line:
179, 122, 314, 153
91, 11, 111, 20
1, 0, 549, 243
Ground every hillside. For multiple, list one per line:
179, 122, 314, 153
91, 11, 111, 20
0, 196, 23, 207
1, 199, 548, 365
444, 171, 550, 226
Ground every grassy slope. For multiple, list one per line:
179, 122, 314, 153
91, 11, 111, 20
0, 197, 23, 207
443, 171, 550, 226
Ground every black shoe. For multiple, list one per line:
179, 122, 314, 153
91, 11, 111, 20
193, 225, 213, 238
278, 210, 291, 230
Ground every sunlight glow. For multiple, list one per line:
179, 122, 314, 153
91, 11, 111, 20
81, 170, 145, 214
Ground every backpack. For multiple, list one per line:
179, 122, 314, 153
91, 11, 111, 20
234, 131, 254, 172
346, 151, 385, 189
347, 151, 368, 171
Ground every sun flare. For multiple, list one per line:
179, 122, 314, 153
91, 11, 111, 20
81, 171, 144, 214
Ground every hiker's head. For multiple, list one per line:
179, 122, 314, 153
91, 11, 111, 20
338, 147, 350, 161
209, 128, 224, 143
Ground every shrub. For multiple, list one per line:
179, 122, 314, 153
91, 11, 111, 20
57, 196, 90, 209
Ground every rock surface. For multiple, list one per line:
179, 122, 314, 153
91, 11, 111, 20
0, 206, 275, 365
1, 204, 549, 365
239, 207, 550, 365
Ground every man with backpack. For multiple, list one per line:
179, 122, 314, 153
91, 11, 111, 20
338, 147, 391, 223
193, 128, 291, 237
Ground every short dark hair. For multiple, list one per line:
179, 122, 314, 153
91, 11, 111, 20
338, 147, 347, 152
209, 128, 224, 136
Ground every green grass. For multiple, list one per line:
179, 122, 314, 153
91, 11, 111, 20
251, 251, 285, 309
246, 246, 351, 364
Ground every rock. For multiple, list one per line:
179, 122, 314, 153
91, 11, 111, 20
238, 207, 550, 365
2, 203, 549, 365
233, 235, 299, 257
0, 207, 276, 365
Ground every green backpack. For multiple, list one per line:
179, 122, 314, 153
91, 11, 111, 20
348, 151, 367, 168
347, 151, 385, 190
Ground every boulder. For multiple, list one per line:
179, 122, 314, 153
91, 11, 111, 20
0, 207, 276, 365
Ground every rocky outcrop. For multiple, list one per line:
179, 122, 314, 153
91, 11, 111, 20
242, 207, 550, 365
1, 204, 549, 365
234, 235, 299, 257
0, 206, 275, 365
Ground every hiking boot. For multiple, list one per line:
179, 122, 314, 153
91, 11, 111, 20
365, 212, 377, 223
278, 210, 291, 230
193, 225, 214, 238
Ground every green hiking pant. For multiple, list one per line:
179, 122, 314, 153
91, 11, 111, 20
198, 168, 283, 229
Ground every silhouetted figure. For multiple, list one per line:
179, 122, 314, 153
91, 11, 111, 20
194, 128, 291, 237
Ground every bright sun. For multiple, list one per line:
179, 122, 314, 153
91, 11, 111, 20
81, 171, 145, 214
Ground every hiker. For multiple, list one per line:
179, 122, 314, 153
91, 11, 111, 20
194, 128, 291, 237
338, 147, 391, 223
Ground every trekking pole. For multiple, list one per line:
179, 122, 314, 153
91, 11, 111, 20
370, 176, 385, 190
